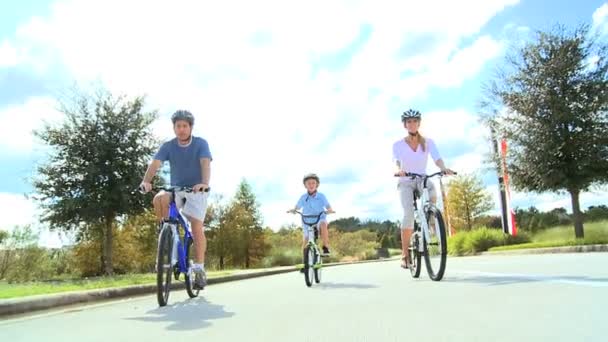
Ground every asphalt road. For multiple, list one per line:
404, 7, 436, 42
1, 253, 606, 342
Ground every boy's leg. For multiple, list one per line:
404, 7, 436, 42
301, 236, 309, 273
319, 221, 331, 255
319, 221, 330, 248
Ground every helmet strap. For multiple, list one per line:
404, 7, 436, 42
408, 131, 418, 137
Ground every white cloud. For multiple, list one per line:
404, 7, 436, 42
0, 192, 71, 247
0, 193, 37, 229
0, 41, 19, 67
593, 3, 608, 35
0, 0, 522, 228
509, 189, 607, 213
0, 96, 63, 153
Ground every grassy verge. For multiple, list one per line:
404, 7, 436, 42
488, 220, 608, 252
388, 248, 402, 257
448, 228, 530, 256
0, 271, 232, 300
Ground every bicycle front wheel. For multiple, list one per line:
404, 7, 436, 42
184, 237, 200, 298
157, 224, 173, 306
408, 230, 422, 278
313, 249, 322, 284
423, 207, 447, 281
304, 246, 314, 287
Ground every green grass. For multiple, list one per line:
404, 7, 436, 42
0, 271, 232, 300
447, 228, 530, 256
388, 248, 402, 257
488, 220, 608, 252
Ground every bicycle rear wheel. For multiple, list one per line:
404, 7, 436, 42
184, 237, 200, 298
408, 230, 422, 278
157, 224, 173, 306
304, 245, 314, 287
423, 207, 447, 281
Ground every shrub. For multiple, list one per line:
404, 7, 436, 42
448, 228, 531, 256
5, 246, 54, 283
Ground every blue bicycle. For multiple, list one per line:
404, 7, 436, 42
144, 186, 210, 306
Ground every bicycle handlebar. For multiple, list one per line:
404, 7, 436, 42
394, 171, 457, 179
138, 185, 210, 194
289, 210, 333, 226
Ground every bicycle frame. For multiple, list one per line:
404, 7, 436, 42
296, 211, 325, 269
162, 191, 195, 275
303, 225, 322, 268
395, 171, 447, 253
413, 185, 433, 253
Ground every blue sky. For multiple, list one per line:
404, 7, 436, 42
0, 0, 607, 240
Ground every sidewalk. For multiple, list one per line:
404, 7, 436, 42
481, 244, 608, 256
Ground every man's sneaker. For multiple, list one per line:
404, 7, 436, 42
322, 246, 331, 256
193, 265, 207, 289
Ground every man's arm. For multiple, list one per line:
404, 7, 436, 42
140, 159, 162, 192
200, 158, 211, 187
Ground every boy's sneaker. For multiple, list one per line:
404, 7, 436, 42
322, 246, 331, 256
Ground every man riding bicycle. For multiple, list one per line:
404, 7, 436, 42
140, 110, 212, 289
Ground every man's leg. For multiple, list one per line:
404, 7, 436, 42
153, 191, 171, 222
188, 216, 206, 265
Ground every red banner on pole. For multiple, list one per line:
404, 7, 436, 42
500, 139, 518, 236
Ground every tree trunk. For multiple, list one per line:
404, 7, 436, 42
219, 255, 224, 270
102, 217, 114, 275
569, 189, 584, 239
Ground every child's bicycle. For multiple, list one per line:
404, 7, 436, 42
292, 211, 330, 287
141, 185, 210, 306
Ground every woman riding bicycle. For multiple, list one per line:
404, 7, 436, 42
393, 109, 454, 268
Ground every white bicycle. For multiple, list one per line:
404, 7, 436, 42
396, 171, 455, 281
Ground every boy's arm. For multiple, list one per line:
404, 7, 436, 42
323, 195, 335, 213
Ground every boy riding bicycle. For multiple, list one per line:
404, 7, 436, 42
288, 173, 335, 260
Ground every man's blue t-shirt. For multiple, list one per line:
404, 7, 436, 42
154, 137, 212, 187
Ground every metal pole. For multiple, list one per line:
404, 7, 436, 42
491, 126, 509, 234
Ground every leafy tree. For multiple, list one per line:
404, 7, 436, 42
0, 226, 38, 279
473, 215, 503, 229
585, 204, 608, 221
205, 197, 240, 270
33, 88, 159, 274
447, 174, 494, 231
0, 230, 8, 245
232, 180, 267, 268
330, 217, 362, 232
484, 25, 608, 238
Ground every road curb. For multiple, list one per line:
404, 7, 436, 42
481, 244, 608, 256
0, 257, 398, 318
